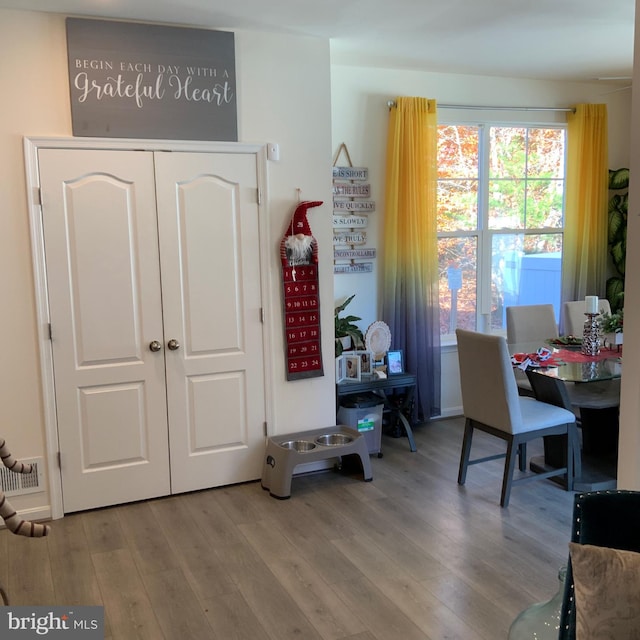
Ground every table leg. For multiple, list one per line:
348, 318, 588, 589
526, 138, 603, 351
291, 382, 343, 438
378, 388, 417, 453
397, 410, 417, 452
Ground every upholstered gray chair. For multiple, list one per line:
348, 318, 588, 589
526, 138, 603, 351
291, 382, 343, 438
562, 299, 611, 337
456, 329, 576, 507
506, 304, 559, 395
506, 303, 559, 345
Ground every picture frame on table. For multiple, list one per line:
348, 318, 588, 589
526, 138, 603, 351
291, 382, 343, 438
386, 349, 404, 375
335, 354, 361, 382
343, 350, 373, 377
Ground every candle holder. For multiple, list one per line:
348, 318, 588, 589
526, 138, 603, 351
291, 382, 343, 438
582, 312, 601, 356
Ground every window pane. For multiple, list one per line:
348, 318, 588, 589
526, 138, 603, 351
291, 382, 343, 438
491, 233, 563, 332
489, 127, 526, 178
437, 123, 566, 339
527, 128, 565, 178
437, 180, 478, 230
525, 179, 564, 229
438, 236, 477, 335
437, 125, 479, 179
488, 179, 525, 229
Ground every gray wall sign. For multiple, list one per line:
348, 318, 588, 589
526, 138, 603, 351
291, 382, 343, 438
66, 18, 237, 141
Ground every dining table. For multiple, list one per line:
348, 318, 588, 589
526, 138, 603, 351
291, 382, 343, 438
510, 340, 622, 491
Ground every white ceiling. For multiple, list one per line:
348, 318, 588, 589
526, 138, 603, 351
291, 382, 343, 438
1, 0, 635, 83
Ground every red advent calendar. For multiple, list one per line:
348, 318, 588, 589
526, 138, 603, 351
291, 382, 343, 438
280, 201, 324, 380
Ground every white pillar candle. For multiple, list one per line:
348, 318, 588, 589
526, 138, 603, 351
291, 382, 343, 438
585, 295, 598, 314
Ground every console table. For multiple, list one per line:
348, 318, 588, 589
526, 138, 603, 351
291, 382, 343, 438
336, 372, 417, 452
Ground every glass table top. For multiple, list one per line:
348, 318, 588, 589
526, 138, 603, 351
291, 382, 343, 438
532, 358, 621, 383
509, 341, 622, 383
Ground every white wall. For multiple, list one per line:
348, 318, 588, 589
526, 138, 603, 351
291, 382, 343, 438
0, 9, 336, 518
330, 62, 632, 416
617, 0, 640, 490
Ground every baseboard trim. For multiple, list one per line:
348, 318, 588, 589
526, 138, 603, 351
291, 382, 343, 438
0, 505, 52, 531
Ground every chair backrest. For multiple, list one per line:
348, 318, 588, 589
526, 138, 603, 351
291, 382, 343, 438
524, 368, 573, 411
506, 304, 559, 344
456, 329, 523, 434
558, 490, 640, 639
562, 299, 611, 337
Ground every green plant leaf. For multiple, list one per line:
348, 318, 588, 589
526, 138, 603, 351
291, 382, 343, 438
611, 241, 625, 275
608, 193, 627, 217
609, 167, 630, 190
334, 294, 356, 315
608, 208, 625, 245
606, 276, 625, 312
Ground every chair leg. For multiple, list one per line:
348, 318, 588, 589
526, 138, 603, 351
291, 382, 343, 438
571, 427, 582, 480
518, 442, 527, 472
501, 436, 519, 508
565, 425, 574, 492
458, 419, 474, 485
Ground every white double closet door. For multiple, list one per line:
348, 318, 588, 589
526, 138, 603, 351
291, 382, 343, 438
38, 148, 266, 513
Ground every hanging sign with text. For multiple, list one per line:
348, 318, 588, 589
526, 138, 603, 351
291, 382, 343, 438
333, 231, 367, 245
332, 166, 368, 180
332, 183, 371, 197
333, 200, 376, 213
334, 263, 374, 274
334, 249, 377, 259
333, 214, 368, 229
66, 18, 237, 141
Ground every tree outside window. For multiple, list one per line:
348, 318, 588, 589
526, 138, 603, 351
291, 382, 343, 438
437, 124, 565, 338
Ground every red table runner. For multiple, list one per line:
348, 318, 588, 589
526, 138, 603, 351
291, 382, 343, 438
513, 346, 622, 368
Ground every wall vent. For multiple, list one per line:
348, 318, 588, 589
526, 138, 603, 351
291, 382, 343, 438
0, 458, 44, 496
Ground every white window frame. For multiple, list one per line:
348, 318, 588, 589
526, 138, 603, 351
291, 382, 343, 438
437, 121, 567, 342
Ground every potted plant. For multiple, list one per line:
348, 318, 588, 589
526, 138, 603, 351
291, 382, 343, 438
335, 294, 364, 357
606, 168, 628, 313
599, 308, 623, 349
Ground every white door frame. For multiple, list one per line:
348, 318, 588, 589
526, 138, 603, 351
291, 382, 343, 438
24, 136, 274, 520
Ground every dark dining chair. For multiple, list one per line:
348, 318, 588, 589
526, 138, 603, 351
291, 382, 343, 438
558, 490, 640, 639
456, 329, 577, 507
525, 368, 582, 480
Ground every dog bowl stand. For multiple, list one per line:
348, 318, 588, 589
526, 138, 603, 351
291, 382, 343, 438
261, 425, 373, 499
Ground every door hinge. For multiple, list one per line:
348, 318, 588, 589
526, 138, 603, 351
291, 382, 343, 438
57, 451, 61, 468
257, 188, 262, 205
260, 308, 265, 323
263, 421, 268, 437
48, 323, 52, 340
34, 187, 42, 206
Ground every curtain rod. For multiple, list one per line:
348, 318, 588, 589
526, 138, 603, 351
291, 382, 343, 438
387, 100, 575, 113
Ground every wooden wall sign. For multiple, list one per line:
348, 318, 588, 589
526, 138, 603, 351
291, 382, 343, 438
332, 183, 371, 197
334, 263, 374, 274
333, 200, 376, 213
333, 215, 368, 228
333, 231, 367, 245
332, 167, 368, 180
280, 201, 324, 380
66, 18, 237, 141
332, 143, 377, 273
334, 249, 377, 259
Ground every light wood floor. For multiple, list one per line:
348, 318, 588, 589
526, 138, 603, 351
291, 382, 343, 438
0, 417, 576, 639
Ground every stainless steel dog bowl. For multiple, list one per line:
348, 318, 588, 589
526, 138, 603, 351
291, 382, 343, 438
315, 433, 353, 446
280, 440, 316, 452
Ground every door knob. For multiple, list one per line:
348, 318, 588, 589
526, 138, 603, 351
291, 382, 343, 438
167, 339, 180, 351
149, 340, 162, 352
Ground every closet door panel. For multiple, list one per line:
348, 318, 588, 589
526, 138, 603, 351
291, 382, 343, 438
38, 148, 171, 513
155, 152, 266, 494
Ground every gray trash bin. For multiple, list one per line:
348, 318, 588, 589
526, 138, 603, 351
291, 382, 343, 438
337, 393, 384, 457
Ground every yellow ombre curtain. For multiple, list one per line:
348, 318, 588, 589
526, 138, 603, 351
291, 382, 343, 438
382, 97, 441, 420
563, 104, 609, 302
